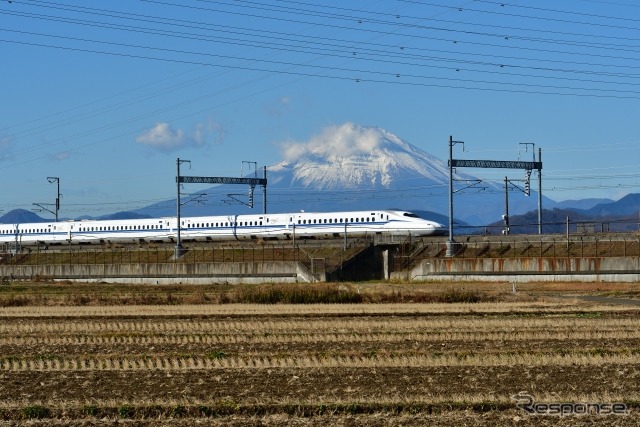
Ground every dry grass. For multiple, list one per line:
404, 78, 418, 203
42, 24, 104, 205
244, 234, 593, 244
2, 298, 635, 317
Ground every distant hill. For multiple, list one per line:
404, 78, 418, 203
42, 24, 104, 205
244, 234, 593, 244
0, 209, 49, 224
554, 198, 614, 211
0, 209, 152, 224
486, 207, 640, 235
582, 193, 640, 217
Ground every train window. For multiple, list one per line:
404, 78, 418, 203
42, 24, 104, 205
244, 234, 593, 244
298, 220, 301, 224
361, 218, 364, 222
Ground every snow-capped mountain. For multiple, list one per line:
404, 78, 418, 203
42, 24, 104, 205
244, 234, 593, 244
131, 123, 548, 225
270, 124, 451, 190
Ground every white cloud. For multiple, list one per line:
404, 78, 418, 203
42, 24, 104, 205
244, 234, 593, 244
136, 120, 225, 152
136, 122, 185, 151
50, 151, 70, 161
280, 122, 382, 161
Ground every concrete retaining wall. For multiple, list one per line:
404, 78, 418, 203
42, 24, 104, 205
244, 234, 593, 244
0, 262, 318, 284
394, 256, 640, 282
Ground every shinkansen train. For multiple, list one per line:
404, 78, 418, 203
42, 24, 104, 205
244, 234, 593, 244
0, 210, 446, 246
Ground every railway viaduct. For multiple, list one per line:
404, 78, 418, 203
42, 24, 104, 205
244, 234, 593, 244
1, 233, 640, 283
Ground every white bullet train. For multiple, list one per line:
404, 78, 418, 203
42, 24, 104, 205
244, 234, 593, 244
0, 210, 447, 246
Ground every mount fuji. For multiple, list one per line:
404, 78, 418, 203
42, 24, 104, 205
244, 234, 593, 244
131, 123, 548, 226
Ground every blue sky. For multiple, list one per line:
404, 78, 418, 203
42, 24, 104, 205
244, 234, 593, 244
1, 0, 639, 218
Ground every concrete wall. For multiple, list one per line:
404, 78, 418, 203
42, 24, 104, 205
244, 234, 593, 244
0, 262, 318, 284
394, 256, 640, 282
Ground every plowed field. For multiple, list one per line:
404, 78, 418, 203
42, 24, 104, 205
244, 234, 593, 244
1, 285, 639, 425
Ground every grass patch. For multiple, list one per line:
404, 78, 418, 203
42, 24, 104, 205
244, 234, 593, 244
22, 406, 50, 419
228, 283, 364, 304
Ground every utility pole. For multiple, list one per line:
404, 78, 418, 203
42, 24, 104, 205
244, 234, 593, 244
447, 135, 464, 257
503, 176, 510, 235
538, 148, 543, 235
33, 177, 60, 222
175, 158, 191, 259
263, 166, 267, 214
48, 177, 60, 222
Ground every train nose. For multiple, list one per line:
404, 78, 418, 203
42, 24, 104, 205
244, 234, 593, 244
433, 223, 448, 236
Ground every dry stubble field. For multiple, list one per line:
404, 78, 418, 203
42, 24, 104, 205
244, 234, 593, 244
0, 281, 639, 426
